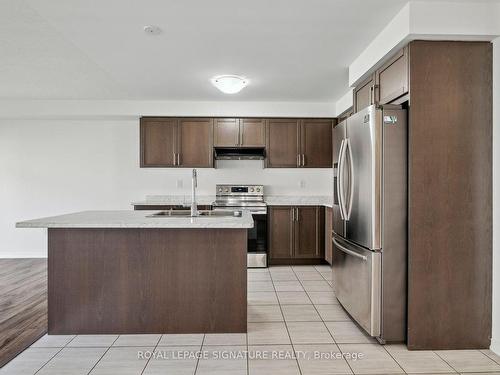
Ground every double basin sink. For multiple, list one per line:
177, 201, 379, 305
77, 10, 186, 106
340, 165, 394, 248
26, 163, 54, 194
147, 209, 242, 218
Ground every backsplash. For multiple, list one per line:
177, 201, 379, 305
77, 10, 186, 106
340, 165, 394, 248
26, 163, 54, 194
141, 160, 332, 196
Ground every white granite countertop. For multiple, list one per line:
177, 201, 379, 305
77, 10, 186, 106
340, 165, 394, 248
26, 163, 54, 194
16, 210, 254, 229
132, 195, 333, 208
265, 195, 333, 208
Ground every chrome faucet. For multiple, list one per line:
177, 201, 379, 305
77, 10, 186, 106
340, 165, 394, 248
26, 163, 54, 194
190, 169, 199, 217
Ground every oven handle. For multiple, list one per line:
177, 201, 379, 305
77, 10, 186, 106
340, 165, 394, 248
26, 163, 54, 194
212, 207, 267, 215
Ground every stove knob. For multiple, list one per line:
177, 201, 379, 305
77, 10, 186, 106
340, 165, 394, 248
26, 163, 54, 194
256, 187, 261, 192
218, 188, 222, 192
224, 188, 229, 193
250, 188, 254, 192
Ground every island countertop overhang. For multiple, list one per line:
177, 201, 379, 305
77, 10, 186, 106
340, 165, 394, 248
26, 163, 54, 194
16, 210, 254, 229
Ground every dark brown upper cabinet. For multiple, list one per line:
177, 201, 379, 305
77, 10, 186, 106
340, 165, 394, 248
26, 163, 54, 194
214, 118, 265, 147
266, 119, 333, 168
353, 73, 377, 113
214, 118, 240, 147
177, 118, 214, 167
140, 117, 213, 168
376, 46, 409, 104
352, 47, 409, 113
142, 116, 333, 168
268, 206, 324, 263
240, 118, 266, 147
140, 118, 177, 167
300, 119, 333, 168
266, 119, 300, 167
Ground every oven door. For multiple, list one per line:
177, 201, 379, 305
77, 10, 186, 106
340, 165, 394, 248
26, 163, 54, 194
247, 212, 267, 268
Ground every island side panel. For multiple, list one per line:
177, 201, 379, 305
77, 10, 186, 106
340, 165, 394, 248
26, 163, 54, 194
47, 228, 247, 334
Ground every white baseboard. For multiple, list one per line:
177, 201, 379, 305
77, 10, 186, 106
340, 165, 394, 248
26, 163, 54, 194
491, 338, 500, 356
0, 251, 47, 259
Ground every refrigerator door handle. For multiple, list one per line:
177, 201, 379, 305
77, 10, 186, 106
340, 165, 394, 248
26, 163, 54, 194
338, 138, 349, 221
345, 138, 354, 221
333, 237, 367, 261
337, 139, 346, 220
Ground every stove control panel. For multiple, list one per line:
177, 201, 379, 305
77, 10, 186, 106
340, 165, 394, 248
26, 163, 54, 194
216, 184, 264, 196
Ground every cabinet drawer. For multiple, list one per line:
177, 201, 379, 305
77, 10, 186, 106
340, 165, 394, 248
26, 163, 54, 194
332, 236, 381, 336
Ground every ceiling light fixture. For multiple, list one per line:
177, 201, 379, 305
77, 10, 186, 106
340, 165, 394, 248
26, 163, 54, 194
143, 25, 162, 35
211, 75, 249, 94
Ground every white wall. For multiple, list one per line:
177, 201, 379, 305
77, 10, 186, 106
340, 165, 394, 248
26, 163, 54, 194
0, 100, 336, 120
0, 119, 332, 258
334, 89, 354, 117
492, 36, 500, 356
348, 0, 500, 87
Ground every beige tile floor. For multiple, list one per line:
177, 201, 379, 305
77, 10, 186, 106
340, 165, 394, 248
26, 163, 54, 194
2, 265, 500, 375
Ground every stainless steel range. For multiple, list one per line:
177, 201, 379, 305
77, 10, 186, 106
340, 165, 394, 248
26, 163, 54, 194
212, 184, 267, 268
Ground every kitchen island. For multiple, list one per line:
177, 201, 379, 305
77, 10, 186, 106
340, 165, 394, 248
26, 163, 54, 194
16, 210, 252, 335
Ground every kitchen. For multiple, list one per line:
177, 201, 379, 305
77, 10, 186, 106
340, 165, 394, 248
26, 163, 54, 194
1, 0, 500, 374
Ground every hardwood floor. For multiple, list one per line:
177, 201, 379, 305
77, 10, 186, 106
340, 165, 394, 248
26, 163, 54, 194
0, 258, 47, 368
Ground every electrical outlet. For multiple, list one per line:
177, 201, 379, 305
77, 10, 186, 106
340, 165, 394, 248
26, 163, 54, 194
176, 179, 183, 189
299, 180, 306, 188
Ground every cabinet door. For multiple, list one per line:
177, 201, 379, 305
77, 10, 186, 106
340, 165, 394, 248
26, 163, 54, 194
294, 206, 324, 259
140, 118, 177, 167
325, 207, 333, 265
178, 118, 214, 167
300, 119, 333, 167
240, 118, 266, 147
377, 47, 409, 104
214, 118, 239, 147
266, 119, 299, 167
268, 206, 294, 260
353, 74, 376, 113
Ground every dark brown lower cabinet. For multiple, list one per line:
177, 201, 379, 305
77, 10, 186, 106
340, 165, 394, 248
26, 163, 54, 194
268, 206, 324, 264
324, 207, 333, 265
48, 228, 247, 334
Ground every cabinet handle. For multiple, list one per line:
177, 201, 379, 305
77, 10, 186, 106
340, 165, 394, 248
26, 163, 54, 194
295, 208, 299, 221
301, 154, 305, 167
370, 84, 379, 105
173, 152, 176, 166
176, 153, 180, 166
239, 129, 243, 146
297, 154, 300, 167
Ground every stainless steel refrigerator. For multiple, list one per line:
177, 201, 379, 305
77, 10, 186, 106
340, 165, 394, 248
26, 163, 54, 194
332, 104, 407, 343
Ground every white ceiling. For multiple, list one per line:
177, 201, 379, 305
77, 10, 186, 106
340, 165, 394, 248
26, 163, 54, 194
1, 0, 413, 101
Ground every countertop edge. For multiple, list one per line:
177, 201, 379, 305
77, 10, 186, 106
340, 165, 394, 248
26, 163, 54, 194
16, 210, 254, 229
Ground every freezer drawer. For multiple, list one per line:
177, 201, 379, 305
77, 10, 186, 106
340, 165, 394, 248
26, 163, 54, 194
332, 236, 381, 336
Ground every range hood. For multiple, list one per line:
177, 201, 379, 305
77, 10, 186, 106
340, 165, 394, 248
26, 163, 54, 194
214, 147, 266, 160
